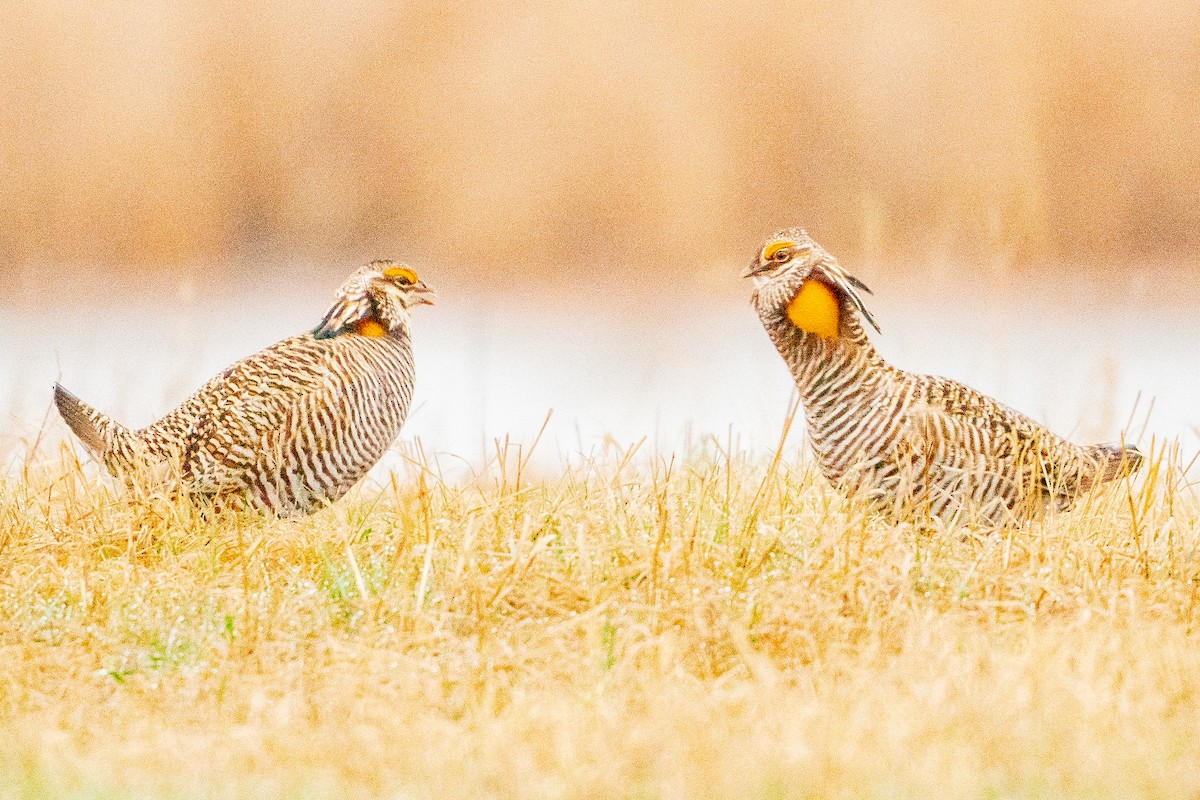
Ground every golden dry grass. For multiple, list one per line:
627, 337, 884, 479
1, 431, 1197, 799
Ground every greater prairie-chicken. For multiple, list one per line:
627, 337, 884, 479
744, 227, 1142, 525
55, 261, 434, 516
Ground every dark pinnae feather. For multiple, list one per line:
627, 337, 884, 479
847, 274, 874, 295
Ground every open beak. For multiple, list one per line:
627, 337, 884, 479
741, 258, 772, 279
410, 281, 437, 306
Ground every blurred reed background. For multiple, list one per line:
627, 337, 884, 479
2, 0, 1199, 292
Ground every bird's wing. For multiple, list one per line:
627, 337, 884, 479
897, 377, 1094, 505
174, 335, 338, 496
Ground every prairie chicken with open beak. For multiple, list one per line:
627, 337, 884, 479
55, 260, 435, 516
745, 227, 1142, 525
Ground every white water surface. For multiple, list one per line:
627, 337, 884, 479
2, 271, 1195, 481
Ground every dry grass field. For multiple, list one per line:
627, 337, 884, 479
1, 424, 1197, 799
4, 1, 1200, 796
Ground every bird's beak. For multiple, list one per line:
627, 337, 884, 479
742, 257, 771, 279
410, 281, 437, 306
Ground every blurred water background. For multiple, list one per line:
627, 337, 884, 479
2, 1, 1198, 473
3, 266, 1191, 477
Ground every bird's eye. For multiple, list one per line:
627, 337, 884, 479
763, 241, 795, 262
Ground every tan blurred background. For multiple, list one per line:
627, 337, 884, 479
2, 0, 1199, 289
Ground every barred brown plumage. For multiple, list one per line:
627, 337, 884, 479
745, 227, 1143, 525
54, 260, 434, 516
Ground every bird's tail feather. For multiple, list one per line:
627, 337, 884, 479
1085, 442, 1144, 484
54, 383, 122, 459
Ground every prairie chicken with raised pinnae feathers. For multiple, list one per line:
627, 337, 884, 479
745, 227, 1143, 525
55, 260, 434, 517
